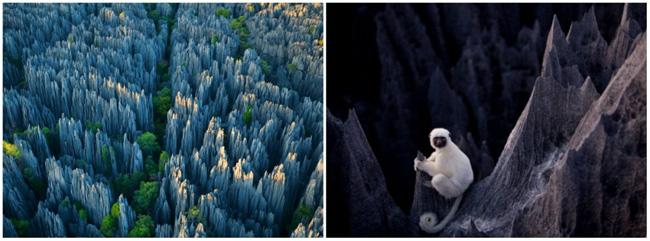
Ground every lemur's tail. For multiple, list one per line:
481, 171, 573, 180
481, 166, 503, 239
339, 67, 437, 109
418, 194, 462, 234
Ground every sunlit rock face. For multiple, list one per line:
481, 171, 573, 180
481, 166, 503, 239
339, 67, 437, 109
3, 3, 322, 237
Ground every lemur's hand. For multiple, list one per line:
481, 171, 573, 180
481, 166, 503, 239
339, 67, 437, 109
413, 158, 421, 171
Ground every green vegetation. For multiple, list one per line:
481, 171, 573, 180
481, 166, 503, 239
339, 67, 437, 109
159, 151, 170, 173
147, 10, 159, 22
100, 215, 117, 237
101, 145, 113, 173
144, 156, 157, 179
211, 34, 220, 45
67, 34, 74, 44
287, 203, 314, 232
42, 126, 52, 142
128, 215, 154, 237
74, 159, 88, 170
39, 126, 60, 156
3, 140, 21, 158
61, 198, 71, 207
188, 205, 200, 219
11, 219, 29, 237
309, 26, 317, 35
73, 201, 83, 210
153, 80, 171, 142
243, 105, 253, 125
287, 63, 298, 73
79, 208, 88, 222
246, 4, 255, 12
230, 15, 250, 56
85, 121, 102, 132
72, 200, 89, 222
100, 202, 121, 237
215, 7, 231, 18
260, 59, 271, 76
136, 132, 161, 159
23, 167, 46, 199
111, 202, 120, 217
156, 60, 171, 84
153, 87, 172, 118
113, 172, 145, 200
134, 181, 159, 214
156, 60, 168, 76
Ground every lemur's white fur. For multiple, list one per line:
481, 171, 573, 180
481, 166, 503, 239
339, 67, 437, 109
413, 128, 474, 234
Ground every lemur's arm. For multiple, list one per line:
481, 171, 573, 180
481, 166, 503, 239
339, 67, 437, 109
415, 153, 439, 178
427, 153, 437, 162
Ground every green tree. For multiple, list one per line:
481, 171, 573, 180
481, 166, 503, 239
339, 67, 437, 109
156, 60, 168, 76
287, 203, 314, 232
188, 205, 200, 219
287, 63, 298, 72
79, 208, 88, 222
144, 156, 157, 178
23, 167, 46, 199
100, 215, 117, 237
246, 4, 255, 12
136, 132, 161, 158
3, 140, 21, 158
243, 105, 253, 125
211, 34, 220, 45
113, 172, 145, 200
100, 202, 121, 237
111, 202, 120, 217
230, 15, 250, 56
158, 151, 170, 173
215, 7, 231, 18
85, 121, 102, 132
134, 181, 159, 214
153, 88, 172, 118
101, 145, 113, 173
128, 215, 154, 237
260, 59, 271, 76
41, 126, 60, 156
11, 219, 29, 237
147, 9, 159, 22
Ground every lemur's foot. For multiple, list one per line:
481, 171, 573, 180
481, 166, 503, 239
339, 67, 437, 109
423, 181, 433, 188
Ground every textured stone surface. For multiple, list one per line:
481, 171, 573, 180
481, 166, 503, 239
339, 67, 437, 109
326, 110, 417, 236
328, 3, 646, 214
3, 217, 18, 237
34, 202, 66, 237
327, 4, 645, 237
116, 195, 136, 237
3, 3, 322, 237
3, 155, 37, 219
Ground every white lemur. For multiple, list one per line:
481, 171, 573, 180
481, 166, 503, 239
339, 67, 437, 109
413, 128, 473, 234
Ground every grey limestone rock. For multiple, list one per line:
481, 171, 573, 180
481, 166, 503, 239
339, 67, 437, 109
328, 6, 645, 237
116, 194, 136, 237
3, 217, 18, 237
34, 202, 66, 237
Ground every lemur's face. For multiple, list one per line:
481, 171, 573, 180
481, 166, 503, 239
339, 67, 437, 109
429, 128, 451, 149
432, 136, 447, 148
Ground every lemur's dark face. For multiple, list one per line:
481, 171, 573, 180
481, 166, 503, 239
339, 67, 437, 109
430, 128, 451, 149
432, 136, 447, 148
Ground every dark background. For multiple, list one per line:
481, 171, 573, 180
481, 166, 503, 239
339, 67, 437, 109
327, 2, 645, 223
